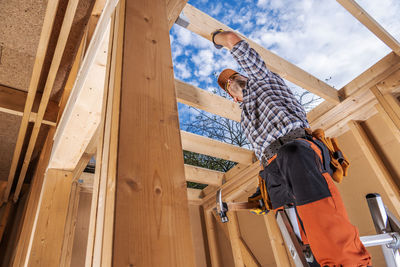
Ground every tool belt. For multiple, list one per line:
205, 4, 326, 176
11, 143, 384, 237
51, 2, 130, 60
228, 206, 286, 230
249, 128, 350, 214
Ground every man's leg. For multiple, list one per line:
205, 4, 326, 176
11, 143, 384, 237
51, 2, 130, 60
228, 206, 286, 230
273, 140, 371, 266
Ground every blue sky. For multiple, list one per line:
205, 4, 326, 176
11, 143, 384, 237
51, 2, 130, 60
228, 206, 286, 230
169, 0, 400, 130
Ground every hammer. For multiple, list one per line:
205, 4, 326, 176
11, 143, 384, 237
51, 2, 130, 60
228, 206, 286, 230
215, 189, 261, 223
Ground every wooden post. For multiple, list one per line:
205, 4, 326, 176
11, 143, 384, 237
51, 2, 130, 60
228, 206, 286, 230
112, 0, 196, 265
204, 210, 221, 267
28, 170, 74, 266
263, 213, 291, 267
59, 182, 81, 267
226, 212, 245, 267
348, 120, 400, 217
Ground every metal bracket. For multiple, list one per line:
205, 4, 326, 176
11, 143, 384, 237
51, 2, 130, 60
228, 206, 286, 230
175, 11, 190, 28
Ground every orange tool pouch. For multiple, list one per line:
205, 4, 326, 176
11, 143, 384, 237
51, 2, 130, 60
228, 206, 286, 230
311, 128, 350, 183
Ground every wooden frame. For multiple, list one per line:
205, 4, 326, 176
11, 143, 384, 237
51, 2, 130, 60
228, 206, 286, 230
2, 0, 400, 266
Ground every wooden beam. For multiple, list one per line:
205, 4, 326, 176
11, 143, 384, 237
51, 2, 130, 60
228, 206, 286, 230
348, 120, 400, 218
204, 210, 221, 267
239, 237, 261, 267
167, 0, 188, 29
51, 0, 120, 170
13, 0, 81, 202
341, 52, 400, 98
211, 208, 261, 267
371, 85, 400, 142
112, 0, 196, 265
337, 0, 400, 54
28, 170, 74, 266
59, 182, 81, 267
11, 127, 56, 267
2, 0, 60, 203
181, 130, 255, 165
310, 60, 400, 135
182, 4, 340, 103
263, 213, 291, 267
49, 24, 111, 170
226, 212, 245, 267
184, 164, 224, 186
175, 79, 241, 122
187, 188, 204, 205
0, 85, 58, 126
202, 162, 261, 211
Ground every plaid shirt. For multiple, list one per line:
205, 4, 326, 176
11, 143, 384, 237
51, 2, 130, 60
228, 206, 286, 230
230, 40, 310, 164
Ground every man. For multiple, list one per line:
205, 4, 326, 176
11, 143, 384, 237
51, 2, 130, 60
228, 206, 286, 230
212, 30, 372, 266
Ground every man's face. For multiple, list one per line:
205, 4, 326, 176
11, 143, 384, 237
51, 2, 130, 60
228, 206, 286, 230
227, 75, 247, 103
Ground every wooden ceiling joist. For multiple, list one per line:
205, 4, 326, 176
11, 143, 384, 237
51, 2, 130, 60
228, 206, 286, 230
0, 85, 58, 126
181, 4, 341, 103
176, 79, 241, 122
337, 0, 400, 54
13, 0, 81, 202
2, 0, 61, 203
184, 164, 224, 186
181, 130, 255, 165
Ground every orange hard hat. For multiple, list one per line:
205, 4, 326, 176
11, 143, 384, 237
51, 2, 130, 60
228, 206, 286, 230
217, 69, 239, 94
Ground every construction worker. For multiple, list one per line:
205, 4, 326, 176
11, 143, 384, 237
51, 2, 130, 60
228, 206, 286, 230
212, 30, 372, 266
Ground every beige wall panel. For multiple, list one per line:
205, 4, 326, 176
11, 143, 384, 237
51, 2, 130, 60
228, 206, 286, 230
335, 113, 400, 266
236, 195, 277, 267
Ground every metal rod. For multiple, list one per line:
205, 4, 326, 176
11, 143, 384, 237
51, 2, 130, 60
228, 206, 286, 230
360, 233, 399, 247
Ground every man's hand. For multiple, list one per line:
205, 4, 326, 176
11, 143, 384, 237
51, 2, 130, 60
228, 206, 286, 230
211, 30, 242, 50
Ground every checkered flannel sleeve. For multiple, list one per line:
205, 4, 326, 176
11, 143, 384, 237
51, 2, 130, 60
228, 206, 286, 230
230, 40, 273, 80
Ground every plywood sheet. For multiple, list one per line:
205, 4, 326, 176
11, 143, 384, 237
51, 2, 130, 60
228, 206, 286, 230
0, 113, 21, 181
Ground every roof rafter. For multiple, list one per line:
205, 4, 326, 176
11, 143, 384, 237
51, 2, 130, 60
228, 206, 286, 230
337, 0, 400, 54
181, 4, 341, 103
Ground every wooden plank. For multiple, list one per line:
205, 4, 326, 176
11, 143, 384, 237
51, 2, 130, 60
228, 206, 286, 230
226, 212, 245, 267
371, 85, 400, 142
182, 4, 340, 103
51, 0, 120, 170
204, 210, 221, 267
113, 0, 196, 265
239, 237, 261, 267
181, 130, 255, 165
92, 11, 116, 265
2, 0, 60, 203
324, 100, 377, 137
263, 213, 292, 267
341, 52, 400, 97
13, 0, 81, 202
0, 85, 58, 126
167, 0, 188, 29
59, 182, 81, 267
337, 0, 400, 54
308, 52, 400, 131
175, 79, 241, 122
28, 170, 74, 267
211, 210, 261, 267
184, 164, 224, 186
11, 127, 56, 267
202, 162, 261, 211
187, 188, 204, 205
348, 121, 400, 218
310, 70, 398, 134
49, 24, 111, 170
100, 2, 124, 264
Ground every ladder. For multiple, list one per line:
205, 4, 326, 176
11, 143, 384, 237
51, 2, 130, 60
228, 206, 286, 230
276, 193, 400, 267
